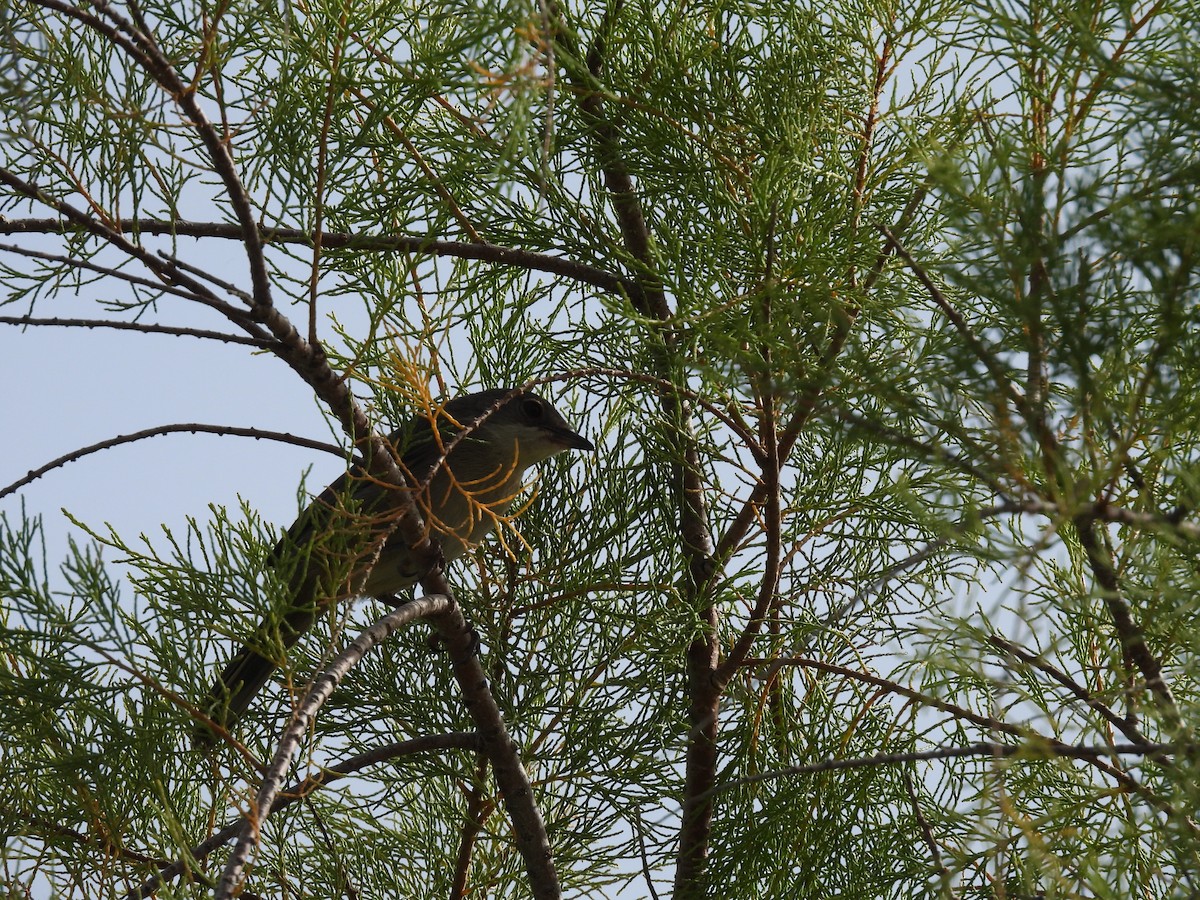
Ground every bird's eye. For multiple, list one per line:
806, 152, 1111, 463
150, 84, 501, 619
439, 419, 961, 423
521, 397, 545, 420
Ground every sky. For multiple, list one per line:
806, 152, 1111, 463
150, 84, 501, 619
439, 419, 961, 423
0, 275, 335, 574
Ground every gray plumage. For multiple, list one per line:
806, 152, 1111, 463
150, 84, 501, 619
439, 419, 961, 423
197, 389, 593, 743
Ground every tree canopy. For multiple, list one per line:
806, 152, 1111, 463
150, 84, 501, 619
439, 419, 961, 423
2, 0, 1199, 897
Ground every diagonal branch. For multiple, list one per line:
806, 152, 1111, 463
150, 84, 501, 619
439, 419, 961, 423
122, 732, 480, 900
0, 240, 213, 303
988, 634, 1152, 748
739, 655, 1030, 739
62, 0, 275, 308
878, 224, 1026, 414
1074, 513, 1182, 732
0, 170, 267, 336
216, 596, 455, 898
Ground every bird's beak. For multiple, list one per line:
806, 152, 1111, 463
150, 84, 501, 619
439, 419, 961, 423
548, 426, 595, 452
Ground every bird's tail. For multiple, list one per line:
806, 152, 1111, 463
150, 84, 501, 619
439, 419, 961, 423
193, 606, 316, 748
193, 498, 390, 747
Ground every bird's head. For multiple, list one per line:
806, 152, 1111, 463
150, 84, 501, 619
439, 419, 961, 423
442, 389, 595, 470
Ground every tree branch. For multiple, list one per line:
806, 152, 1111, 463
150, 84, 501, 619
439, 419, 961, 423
450, 754, 493, 900
549, 9, 720, 896
0, 315, 272, 348
425, 599, 561, 899
696, 740, 1176, 804
988, 634, 1153, 747
0, 216, 638, 301
1074, 513, 1182, 731
121, 732, 480, 900
903, 768, 952, 894
878, 224, 1026, 414
739, 655, 1029, 739
0, 169, 268, 337
216, 595, 455, 898
0, 424, 350, 501
0, 239, 213, 303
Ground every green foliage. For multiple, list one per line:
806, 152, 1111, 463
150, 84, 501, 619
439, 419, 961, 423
3, 0, 1200, 896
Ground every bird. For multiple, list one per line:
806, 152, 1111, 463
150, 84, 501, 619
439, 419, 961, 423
196, 388, 594, 743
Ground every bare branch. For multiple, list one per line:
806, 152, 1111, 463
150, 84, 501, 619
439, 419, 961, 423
122, 732, 480, 900
0, 170, 268, 336
0, 240, 212, 302
216, 595, 455, 899
0, 424, 350, 500
158, 252, 254, 303
0, 315, 271, 347
697, 740, 1176, 803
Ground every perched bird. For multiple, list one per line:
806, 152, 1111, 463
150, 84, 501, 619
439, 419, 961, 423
197, 388, 594, 742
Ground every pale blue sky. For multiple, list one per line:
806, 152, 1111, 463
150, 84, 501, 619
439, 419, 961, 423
1, 283, 334, 568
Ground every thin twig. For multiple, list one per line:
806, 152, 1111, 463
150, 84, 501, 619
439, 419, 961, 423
0, 807, 169, 867
307, 801, 360, 900
0, 169, 267, 336
988, 634, 1151, 747
739, 655, 1027, 739
835, 407, 1013, 499
877, 224, 1025, 413
0, 240, 207, 301
903, 768, 952, 893
158, 252, 254, 303
1074, 513, 1182, 731
634, 819, 663, 900
0, 315, 271, 347
1, 424, 350, 500
696, 740, 1176, 803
